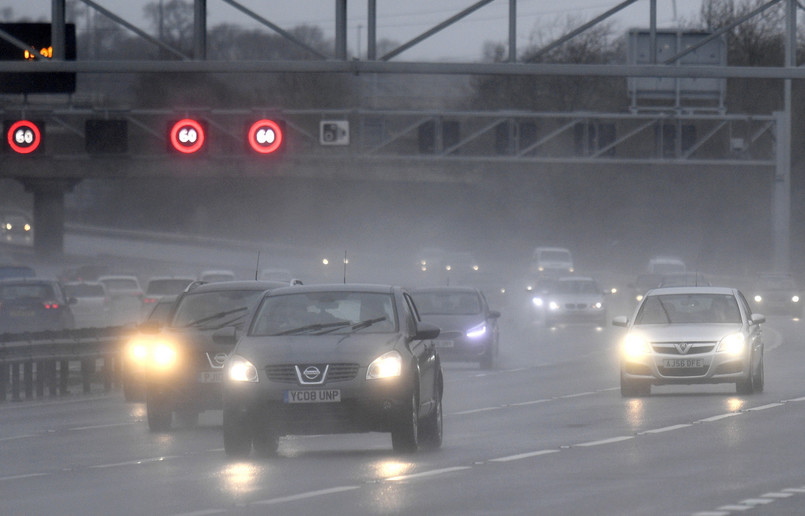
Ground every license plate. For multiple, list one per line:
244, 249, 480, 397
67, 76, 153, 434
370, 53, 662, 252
198, 371, 224, 383
663, 358, 705, 368
284, 389, 341, 403
434, 339, 454, 348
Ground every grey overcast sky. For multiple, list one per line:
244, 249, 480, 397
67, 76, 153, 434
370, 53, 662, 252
2, 1, 706, 60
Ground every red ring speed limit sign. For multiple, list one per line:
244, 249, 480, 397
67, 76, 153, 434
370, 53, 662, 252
7, 120, 42, 154
169, 118, 205, 154
247, 119, 283, 154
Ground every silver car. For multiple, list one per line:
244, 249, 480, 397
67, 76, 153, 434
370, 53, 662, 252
613, 286, 765, 397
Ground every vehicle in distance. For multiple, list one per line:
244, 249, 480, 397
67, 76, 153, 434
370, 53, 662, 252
647, 256, 686, 275
0, 265, 36, 280
657, 271, 711, 288
613, 286, 765, 397
198, 269, 236, 283
64, 281, 110, 328
141, 276, 195, 317
221, 284, 443, 457
530, 247, 574, 276
750, 272, 801, 317
0, 278, 75, 333
97, 275, 144, 325
141, 281, 289, 431
533, 276, 610, 327
411, 286, 500, 369
0, 210, 32, 245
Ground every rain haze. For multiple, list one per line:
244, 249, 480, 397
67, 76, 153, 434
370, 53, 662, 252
2, 1, 805, 515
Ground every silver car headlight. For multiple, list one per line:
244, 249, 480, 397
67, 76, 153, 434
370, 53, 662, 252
367, 350, 402, 380
621, 333, 651, 360
548, 301, 560, 311
466, 322, 487, 339
227, 354, 258, 383
717, 333, 746, 356
754, 295, 762, 303
792, 295, 800, 303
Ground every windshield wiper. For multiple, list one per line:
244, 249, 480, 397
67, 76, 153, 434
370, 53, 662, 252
183, 306, 248, 327
276, 321, 351, 336
349, 316, 387, 332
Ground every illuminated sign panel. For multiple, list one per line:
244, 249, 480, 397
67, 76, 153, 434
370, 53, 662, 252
168, 119, 207, 154
4, 120, 43, 154
0, 23, 77, 94
247, 119, 284, 154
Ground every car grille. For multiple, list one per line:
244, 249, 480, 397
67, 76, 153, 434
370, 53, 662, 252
651, 342, 715, 355
658, 366, 709, 377
265, 363, 360, 384
563, 303, 588, 310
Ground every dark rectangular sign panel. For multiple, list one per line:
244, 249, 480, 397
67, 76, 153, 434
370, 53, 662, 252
0, 23, 77, 94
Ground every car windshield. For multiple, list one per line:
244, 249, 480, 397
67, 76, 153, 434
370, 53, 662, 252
635, 293, 742, 324
65, 284, 104, 297
411, 291, 481, 315
538, 250, 571, 262
251, 291, 397, 336
146, 279, 193, 295
757, 277, 797, 290
552, 280, 599, 294
171, 290, 265, 328
0, 284, 55, 301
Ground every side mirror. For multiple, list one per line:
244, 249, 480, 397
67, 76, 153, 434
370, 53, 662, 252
612, 315, 629, 328
138, 320, 162, 334
415, 321, 440, 340
213, 326, 239, 345
751, 313, 766, 325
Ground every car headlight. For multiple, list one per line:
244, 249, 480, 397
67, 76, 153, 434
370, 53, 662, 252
151, 340, 178, 369
754, 295, 762, 303
717, 333, 746, 355
636, 294, 644, 302
466, 322, 487, 339
126, 337, 150, 365
367, 350, 402, 380
227, 355, 258, 383
792, 295, 800, 303
622, 333, 651, 360
531, 296, 543, 308
592, 302, 603, 310
548, 301, 560, 311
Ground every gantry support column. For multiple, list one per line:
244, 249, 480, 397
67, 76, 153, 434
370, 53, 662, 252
19, 178, 80, 258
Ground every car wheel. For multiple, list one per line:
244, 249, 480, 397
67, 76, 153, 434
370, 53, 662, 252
391, 391, 419, 453
620, 370, 650, 398
122, 374, 144, 402
252, 428, 279, 458
419, 388, 443, 450
752, 355, 764, 393
223, 409, 252, 458
479, 347, 494, 370
146, 388, 172, 432
736, 372, 755, 395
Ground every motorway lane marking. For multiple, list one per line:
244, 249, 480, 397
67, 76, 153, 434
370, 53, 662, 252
384, 466, 472, 482
489, 450, 560, 462
696, 413, 740, 423
745, 402, 785, 411
0, 434, 39, 442
251, 485, 361, 505
70, 422, 137, 431
575, 436, 634, 447
638, 423, 692, 434
90, 455, 180, 469
452, 406, 505, 415
0, 472, 48, 481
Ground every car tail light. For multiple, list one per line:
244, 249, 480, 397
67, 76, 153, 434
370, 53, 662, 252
43, 301, 60, 309
143, 297, 157, 304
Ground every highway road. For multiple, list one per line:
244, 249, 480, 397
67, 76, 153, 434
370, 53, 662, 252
3, 310, 805, 516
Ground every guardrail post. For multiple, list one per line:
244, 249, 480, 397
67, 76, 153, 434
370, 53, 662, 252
11, 363, 21, 401
24, 360, 33, 399
47, 360, 58, 396
102, 355, 112, 393
36, 360, 45, 398
59, 360, 69, 395
0, 363, 7, 402
81, 358, 95, 394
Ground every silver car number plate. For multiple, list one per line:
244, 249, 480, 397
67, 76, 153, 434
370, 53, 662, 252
284, 389, 341, 403
663, 358, 705, 368
198, 371, 224, 383
434, 339, 454, 348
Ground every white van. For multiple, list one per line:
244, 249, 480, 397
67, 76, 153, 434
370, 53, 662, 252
647, 256, 686, 275
531, 247, 574, 276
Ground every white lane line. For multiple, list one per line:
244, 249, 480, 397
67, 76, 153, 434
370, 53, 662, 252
716, 506, 753, 511
452, 406, 502, 415
90, 456, 179, 469
740, 498, 775, 505
172, 509, 226, 516
762, 492, 794, 498
697, 413, 740, 423
0, 472, 49, 482
489, 450, 560, 462
252, 486, 360, 506
70, 422, 136, 431
385, 466, 471, 482
639, 424, 692, 435
0, 434, 39, 442
783, 487, 805, 493
745, 403, 784, 412
560, 392, 595, 399
510, 399, 551, 407
783, 396, 805, 402
575, 436, 634, 447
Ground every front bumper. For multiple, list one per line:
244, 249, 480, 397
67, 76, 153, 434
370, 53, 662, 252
621, 350, 750, 385
433, 331, 492, 361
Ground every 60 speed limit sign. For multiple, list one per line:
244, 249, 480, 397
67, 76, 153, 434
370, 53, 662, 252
6, 120, 43, 154
169, 118, 206, 154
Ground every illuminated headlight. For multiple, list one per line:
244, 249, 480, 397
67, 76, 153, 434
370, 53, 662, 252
472, 265, 479, 271
526, 285, 534, 292
717, 333, 745, 355
792, 295, 800, 303
548, 301, 560, 311
227, 355, 258, 383
24, 224, 31, 232
538, 266, 545, 272
532, 296, 544, 308
621, 333, 651, 360
152, 341, 178, 369
466, 323, 487, 339
636, 294, 644, 302
367, 350, 402, 380
754, 295, 762, 303
126, 338, 150, 365
592, 302, 603, 310
568, 267, 574, 273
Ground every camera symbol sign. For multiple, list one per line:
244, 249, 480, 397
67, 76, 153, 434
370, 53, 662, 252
169, 118, 205, 154
248, 119, 283, 154
7, 120, 42, 154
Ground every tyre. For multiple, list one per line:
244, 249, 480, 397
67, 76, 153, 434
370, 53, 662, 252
418, 392, 443, 450
223, 409, 252, 458
391, 391, 419, 453
735, 377, 754, 394
252, 428, 279, 458
752, 355, 765, 393
146, 388, 172, 432
479, 347, 494, 370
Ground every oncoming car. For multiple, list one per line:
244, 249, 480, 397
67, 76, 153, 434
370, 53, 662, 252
533, 276, 610, 327
751, 272, 801, 317
140, 281, 288, 431
411, 286, 500, 369
220, 284, 443, 457
613, 287, 765, 397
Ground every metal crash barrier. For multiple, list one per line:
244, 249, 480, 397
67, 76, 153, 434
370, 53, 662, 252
0, 327, 128, 402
